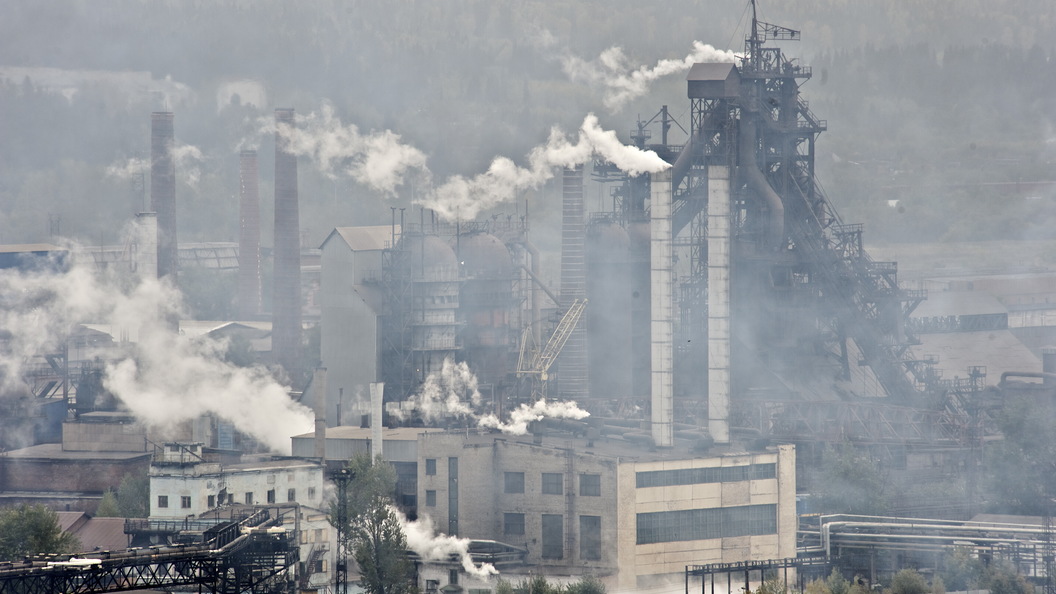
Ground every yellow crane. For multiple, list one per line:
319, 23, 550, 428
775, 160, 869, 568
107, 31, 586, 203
516, 299, 587, 398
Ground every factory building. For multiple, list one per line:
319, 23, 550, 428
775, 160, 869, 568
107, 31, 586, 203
415, 429, 795, 590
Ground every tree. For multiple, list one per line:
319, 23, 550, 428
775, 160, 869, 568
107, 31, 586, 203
329, 454, 413, 594
813, 441, 890, 515
0, 504, 80, 561
96, 472, 150, 518
890, 569, 929, 594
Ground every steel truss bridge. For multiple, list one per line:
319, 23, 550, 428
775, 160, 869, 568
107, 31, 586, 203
0, 510, 297, 594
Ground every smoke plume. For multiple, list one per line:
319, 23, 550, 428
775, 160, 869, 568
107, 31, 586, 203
396, 507, 498, 578
266, 102, 428, 195
563, 41, 737, 111
418, 113, 670, 220
105, 156, 149, 181
397, 358, 481, 422
0, 256, 312, 453
478, 398, 590, 436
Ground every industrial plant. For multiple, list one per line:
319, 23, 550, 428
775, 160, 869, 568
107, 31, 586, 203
3, 4, 1056, 594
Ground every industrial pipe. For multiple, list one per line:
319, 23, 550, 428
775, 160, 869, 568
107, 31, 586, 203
738, 117, 785, 249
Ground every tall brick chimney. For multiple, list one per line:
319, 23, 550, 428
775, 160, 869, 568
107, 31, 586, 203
150, 112, 177, 281
272, 109, 301, 377
238, 150, 262, 319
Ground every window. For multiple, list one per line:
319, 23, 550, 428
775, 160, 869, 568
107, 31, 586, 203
636, 463, 776, 488
503, 513, 525, 536
208, 495, 216, 508
504, 472, 524, 494
541, 514, 563, 559
426, 580, 440, 594
426, 490, 436, 506
181, 496, 191, 509
245, 492, 254, 505
580, 515, 601, 560
542, 473, 563, 495
157, 495, 168, 508
580, 473, 601, 496
449, 569, 459, 585
308, 487, 316, 500
635, 504, 777, 545
267, 489, 276, 503
425, 458, 437, 475
288, 488, 296, 502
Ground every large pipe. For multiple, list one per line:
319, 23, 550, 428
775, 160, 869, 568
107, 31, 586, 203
738, 117, 785, 249
238, 150, 262, 319
313, 367, 327, 460
150, 112, 177, 281
272, 108, 302, 376
650, 169, 674, 448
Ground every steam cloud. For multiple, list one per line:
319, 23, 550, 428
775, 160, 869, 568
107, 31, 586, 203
396, 506, 498, 578
563, 41, 737, 111
105, 156, 148, 181
0, 256, 312, 453
106, 142, 205, 189
478, 398, 591, 436
267, 103, 428, 195
396, 358, 481, 422
417, 113, 670, 220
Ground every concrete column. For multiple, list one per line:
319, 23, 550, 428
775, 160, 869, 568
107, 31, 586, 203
707, 165, 731, 444
370, 382, 384, 460
650, 169, 674, 448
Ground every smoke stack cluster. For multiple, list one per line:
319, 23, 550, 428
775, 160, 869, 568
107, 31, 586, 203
150, 112, 177, 281
272, 108, 302, 376
238, 150, 262, 319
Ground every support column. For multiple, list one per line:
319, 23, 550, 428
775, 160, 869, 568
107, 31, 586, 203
707, 165, 731, 444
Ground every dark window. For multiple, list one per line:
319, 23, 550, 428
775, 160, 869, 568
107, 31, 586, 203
635, 504, 777, 545
636, 463, 776, 488
449, 569, 459, 585
542, 473, 563, 495
180, 496, 191, 509
267, 489, 276, 503
208, 495, 216, 508
504, 472, 524, 494
288, 488, 296, 502
426, 458, 437, 475
580, 473, 601, 496
504, 513, 525, 536
580, 515, 601, 560
426, 580, 440, 594
245, 492, 254, 505
426, 490, 437, 506
157, 495, 168, 508
542, 514, 563, 559
308, 487, 316, 499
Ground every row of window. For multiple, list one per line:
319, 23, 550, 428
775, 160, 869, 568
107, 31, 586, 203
502, 513, 601, 561
635, 504, 778, 545
635, 463, 776, 488
502, 472, 601, 496
157, 487, 316, 509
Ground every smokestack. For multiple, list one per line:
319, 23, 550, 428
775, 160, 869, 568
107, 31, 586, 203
150, 112, 178, 281
370, 382, 384, 460
314, 368, 327, 460
133, 212, 158, 280
273, 108, 302, 377
707, 166, 731, 445
238, 150, 262, 319
557, 165, 588, 399
650, 169, 673, 448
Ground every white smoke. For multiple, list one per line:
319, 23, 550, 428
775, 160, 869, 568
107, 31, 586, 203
0, 257, 312, 453
418, 113, 670, 220
563, 41, 737, 111
105, 156, 148, 181
478, 398, 590, 436
268, 103, 429, 195
396, 507, 498, 578
170, 143, 205, 189
397, 358, 481, 422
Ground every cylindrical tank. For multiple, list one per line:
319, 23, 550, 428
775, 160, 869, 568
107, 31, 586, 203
586, 220, 633, 400
627, 221, 651, 399
394, 233, 460, 383
454, 232, 514, 386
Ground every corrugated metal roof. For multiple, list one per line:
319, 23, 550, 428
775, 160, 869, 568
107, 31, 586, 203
322, 225, 401, 252
687, 62, 737, 81
909, 329, 1040, 378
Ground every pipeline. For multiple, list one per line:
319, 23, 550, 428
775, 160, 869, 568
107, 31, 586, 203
738, 117, 785, 249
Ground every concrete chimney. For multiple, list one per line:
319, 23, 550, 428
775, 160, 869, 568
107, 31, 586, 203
133, 212, 158, 280
370, 382, 384, 461
150, 112, 177, 281
313, 367, 327, 460
272, 109, 302, 377
238, 150, 262, 319
650, 168, 674, 448
707, 165, 731, 445
557, 165, 588, 399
